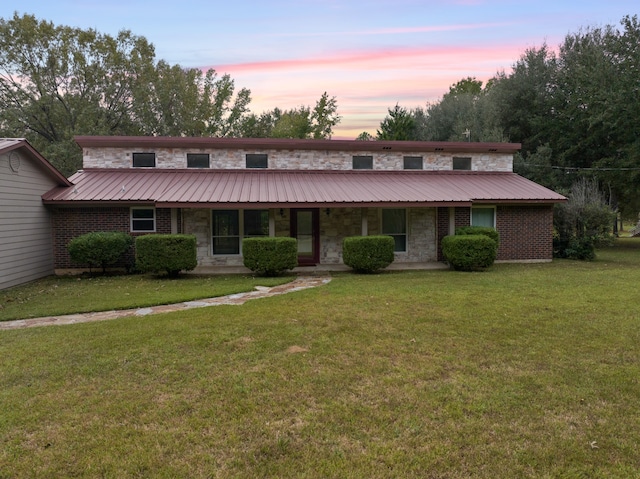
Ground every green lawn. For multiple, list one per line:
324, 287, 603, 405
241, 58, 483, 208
2, 241, 640, 478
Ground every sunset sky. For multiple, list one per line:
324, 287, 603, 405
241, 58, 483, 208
6, 1, 639, 138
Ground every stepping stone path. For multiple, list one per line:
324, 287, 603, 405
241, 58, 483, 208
0, 276, 331, 331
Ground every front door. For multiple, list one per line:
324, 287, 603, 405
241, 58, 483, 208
291, 208, 320, 265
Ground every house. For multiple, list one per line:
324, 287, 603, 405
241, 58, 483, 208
0, 139, 72, 289
42, 136, 566, 272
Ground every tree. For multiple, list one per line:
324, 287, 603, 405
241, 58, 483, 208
0, 13, 252, 175
554, 178, 616, 260
238, 92, 340, 139
376, 104, 415, 140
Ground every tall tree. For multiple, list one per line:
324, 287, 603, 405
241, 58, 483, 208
0, 13, 252, 175
376, 104, 415, 140
238, 92, 340, 139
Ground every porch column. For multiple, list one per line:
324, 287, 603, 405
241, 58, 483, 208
448, 207, 455, 236
171, 209, 178, 234
361, 208, 368, 236
269, 209, 276, 236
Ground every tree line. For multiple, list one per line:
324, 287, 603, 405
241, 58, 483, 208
372, 15, 640, 221
0, 13, 340, 175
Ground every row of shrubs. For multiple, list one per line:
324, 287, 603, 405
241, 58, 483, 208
67, 226, 500, 277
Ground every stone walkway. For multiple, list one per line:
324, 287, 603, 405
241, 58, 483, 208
0, 276, 331, 331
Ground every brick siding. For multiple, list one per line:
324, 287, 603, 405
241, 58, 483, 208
436, 205, 554, 261
51, 207, 172, 269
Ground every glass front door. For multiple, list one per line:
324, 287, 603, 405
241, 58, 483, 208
291, 209, 320, 265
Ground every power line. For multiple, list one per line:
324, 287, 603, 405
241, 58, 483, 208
516, 163, 640, 171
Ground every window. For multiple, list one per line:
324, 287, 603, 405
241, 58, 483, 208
382, 208, 407, 252
187, 153, 210, 168
244, 210, 269, 237
212, 209, 269, 255
403, 156, 423, 170
246, 154, 268, 168
453, 157, 471, 170
131, 207, 156, 232
353, 155, 373, 169
472, 207, 496, 228
132, 152, 156, 167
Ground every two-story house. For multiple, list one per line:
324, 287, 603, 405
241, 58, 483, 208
42, 136, 566, 272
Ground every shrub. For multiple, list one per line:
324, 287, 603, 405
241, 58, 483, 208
442, 234, 497, 271
67, 231, 133, 273
342, 235, 395, 274
135, 234, 197, 277
455, 226, 500, 246
242, 237, 298, 276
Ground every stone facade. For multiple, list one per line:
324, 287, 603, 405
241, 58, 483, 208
82, 146, 513, 172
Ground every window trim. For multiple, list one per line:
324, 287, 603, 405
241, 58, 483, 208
381, 208, 408, 253
187, 153, 210, 168
471, 206, 496, 228
352, 155, 373, 170
452, 156, 472, 171
130, 207, 156, 232
246, 154, 268, 169
211, 209, 270, 256
403, 156, 423, 170
132, 152, 156, 168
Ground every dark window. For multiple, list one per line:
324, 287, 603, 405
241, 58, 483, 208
132, 152, 156, 167
403, 156, 423, 170
187, 153, 210, 168
453, 157, 472, 170
353, 155, 373, 169
381, 209, 407, 252
212, 210, 240, 254
246, 154, 268, 168
131, 208, 155, 232
244, 210, 269, 237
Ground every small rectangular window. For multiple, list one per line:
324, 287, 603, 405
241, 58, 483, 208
131, 207, 156, 232
453, 157, 471, 170
472, 207, 496, 228
246, 154, 268, 168
353, 155, 373, 169
132, 152, 156, 167
403, 156, 423, 170
382, 208, 407, 252
187, 153, 210, 168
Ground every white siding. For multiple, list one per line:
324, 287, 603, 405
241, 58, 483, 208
0, 149, 58, 290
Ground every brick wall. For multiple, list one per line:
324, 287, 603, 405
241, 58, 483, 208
496, 205, 554, 260
436, 205, 553, 261
51, 207, 172, 269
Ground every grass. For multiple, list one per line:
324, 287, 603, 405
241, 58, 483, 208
1, 240, 640, 477
0, 273, 291, 321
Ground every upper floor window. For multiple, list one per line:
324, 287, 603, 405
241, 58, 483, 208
353, 155, 373, 169
131, 207, 156, 232
403, 156, 423, 170
132, 152, 156, 168
187, 153, 210, 168
453, 157, 471, 170
246, 154, 268, 168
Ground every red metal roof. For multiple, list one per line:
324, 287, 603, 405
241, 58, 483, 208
42, 169, 566, 208
74, 135, 521, 154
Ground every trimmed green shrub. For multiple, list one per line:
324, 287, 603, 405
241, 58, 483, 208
67, 231, 133, 273
342, 235, 395, 274
135, 234, 197, 277
242, 237, 298, 276
442, 234, 497, 271
455, 226, 500, 246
